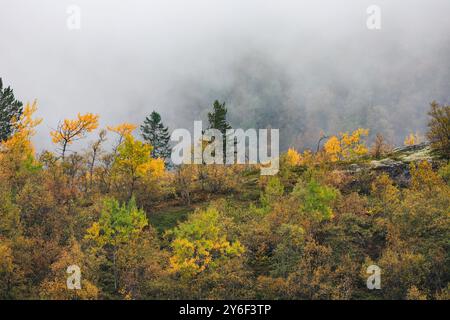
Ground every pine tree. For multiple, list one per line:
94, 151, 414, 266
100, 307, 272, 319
0, 78, 23, 142
207, 100, 231, 135
141, 111, 171, 161
207, 100, 232, 163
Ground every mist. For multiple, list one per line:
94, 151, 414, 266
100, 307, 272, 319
1, 0, 449, 151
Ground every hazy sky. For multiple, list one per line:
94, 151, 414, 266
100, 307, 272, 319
1, 0, 449, 151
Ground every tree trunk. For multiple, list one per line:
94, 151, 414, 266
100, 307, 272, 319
113, 248, 118, 292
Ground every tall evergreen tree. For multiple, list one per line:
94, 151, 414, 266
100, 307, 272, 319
141, 111, 171, 161
207, 100, 232, 135
207, 100, 232, 163
0, 78, 23, 142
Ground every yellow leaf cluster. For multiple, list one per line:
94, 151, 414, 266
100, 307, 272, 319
113, 135, 165, 182
107, 123, 137, 138
168, 207, 244, 278
370, 173, 400, 214
1, 100, 42, 158
284, 148, 314, 166
324, 136, 341, 162
0, 242, 14, 274
410, 161, 445, 192
404, 133, 418, 146
324, 128, 369, 162
285, 148, 302, 166
170, 236, 244, 277
341, 128, 369, 146
50, 113, 99, 145
138, 157, 165, 177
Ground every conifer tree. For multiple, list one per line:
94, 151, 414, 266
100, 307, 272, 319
0, 78, 23, 142
207, 100, 231, 135
141, 111, 171, 162
207, 100, 232, 163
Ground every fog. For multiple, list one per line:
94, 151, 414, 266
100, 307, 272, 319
1, 0, 449, 151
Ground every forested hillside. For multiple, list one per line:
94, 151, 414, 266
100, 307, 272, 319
0, 81, 449, 299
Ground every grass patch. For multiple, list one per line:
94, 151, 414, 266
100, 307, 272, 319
148, 206, 193, 234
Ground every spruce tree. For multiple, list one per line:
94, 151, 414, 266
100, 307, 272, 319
207, 100, 232, 163
0, 78, 23, 141
207, 100, 232, 135
141, 111, 171, 161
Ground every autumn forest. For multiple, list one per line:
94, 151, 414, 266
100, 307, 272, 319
0, 78, 449, 300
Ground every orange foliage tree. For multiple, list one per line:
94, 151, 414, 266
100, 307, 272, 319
107, 123, 137, 153
284, 148, 313, 167
324, 128, 369, 162
0, 101, 42, 182
50, 113, 99, 159
404, 132, 420, 146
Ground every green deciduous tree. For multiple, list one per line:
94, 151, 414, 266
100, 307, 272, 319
427, 101, 450, 159
292, 178, 338, 222
111, 135, 164, 200
85, 197, 148, 293
168, 206, 244, 278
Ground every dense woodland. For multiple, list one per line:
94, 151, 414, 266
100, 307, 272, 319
0, 78, 449, 300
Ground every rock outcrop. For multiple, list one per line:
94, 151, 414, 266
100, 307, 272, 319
344, 142, 434, 187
